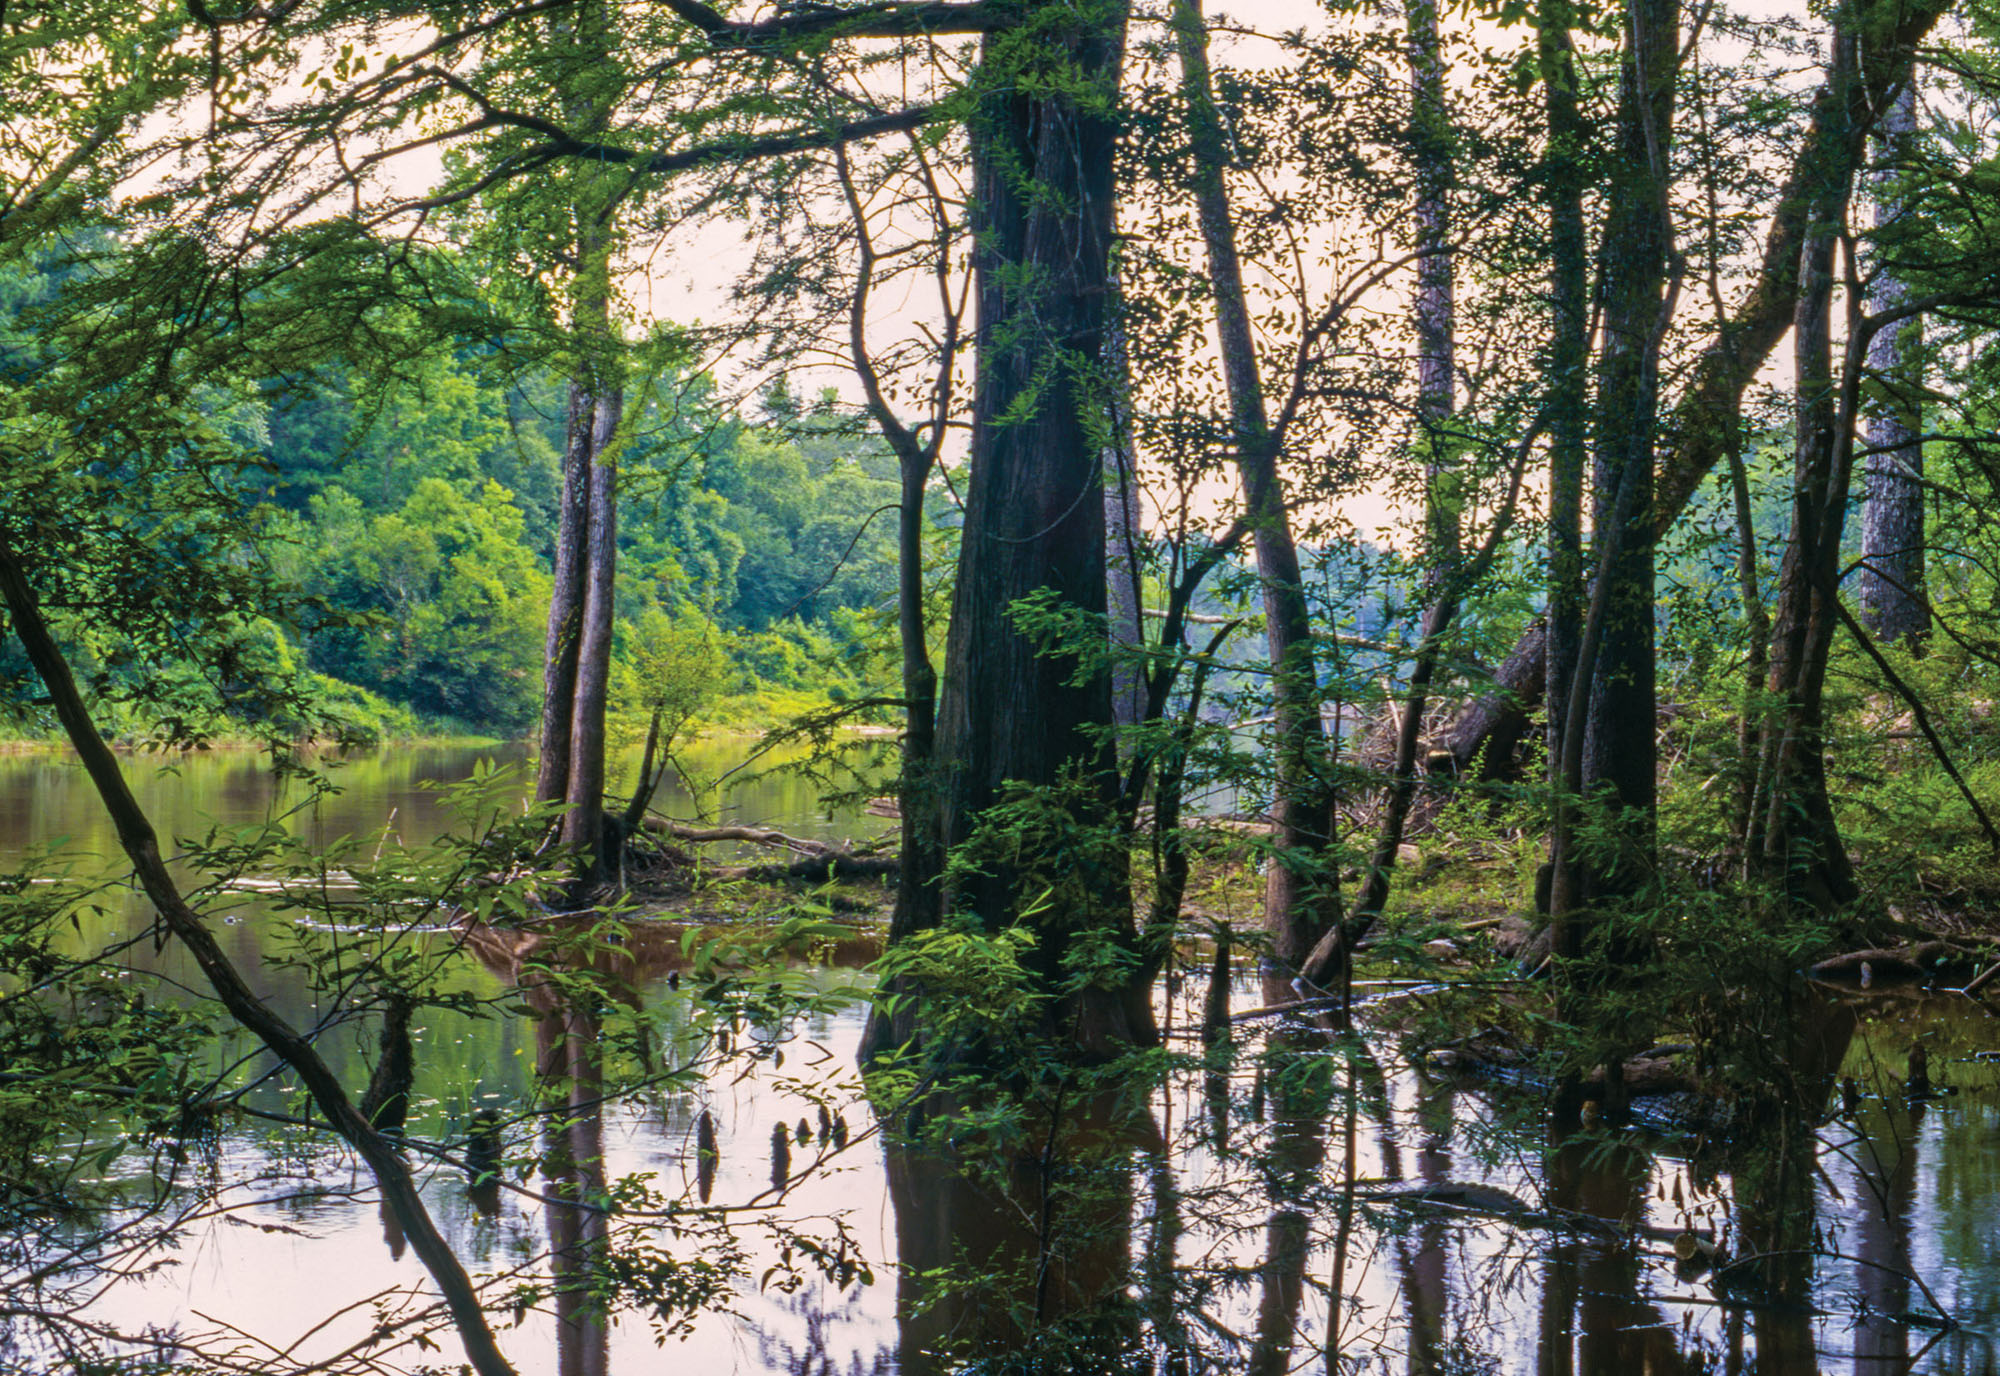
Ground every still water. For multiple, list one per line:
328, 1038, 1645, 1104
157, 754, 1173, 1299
2, 743, 1998, 1374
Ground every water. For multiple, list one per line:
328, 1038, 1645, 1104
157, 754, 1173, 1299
2, 743, 1998, 1375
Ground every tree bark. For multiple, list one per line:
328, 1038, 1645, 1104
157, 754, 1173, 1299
1172, 0, 1339, 972
535, 1, 628, 897
1857, 81, 1927, 647
1550, 0, 1679, 956
0, 547, 519, 1376
921, 0, 1154, 1055
1104, 271, 1147, 734
560, 389, 621, 894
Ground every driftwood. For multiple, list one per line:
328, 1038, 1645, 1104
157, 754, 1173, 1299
1808, 941, 1969, 982
643, 817, 897, 883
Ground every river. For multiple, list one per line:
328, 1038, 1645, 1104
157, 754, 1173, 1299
2, 742, 1997, 1374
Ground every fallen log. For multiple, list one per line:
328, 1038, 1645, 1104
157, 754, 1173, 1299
643, 816, 898, 883
1808, 941, 1971, 982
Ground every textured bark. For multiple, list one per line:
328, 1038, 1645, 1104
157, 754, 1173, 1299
1749, 22, 1864, 912
1173, 0, 1338, 971
924, 0, 1154, 1053
0, 548, 519, 1376
536, 379, 593, 810
560, 391, 621, 892
1857, 82, 1928, 647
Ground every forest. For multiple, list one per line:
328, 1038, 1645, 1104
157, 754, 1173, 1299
6, 0, 2000, 1371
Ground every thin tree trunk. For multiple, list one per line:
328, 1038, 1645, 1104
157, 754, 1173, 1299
1337, 0, 1460, 946
537, 1, 628, 894
561, 390, 621, 894
830, 143, 947, 1064
1172, 0, 1338, 973
537, 379, 593, 811
1104, 266, 1147, 734
1540, 0, 1589, 785
1751, 21, 1864, 910
1857, 81, 1927, 647
0, 547, 519, 1376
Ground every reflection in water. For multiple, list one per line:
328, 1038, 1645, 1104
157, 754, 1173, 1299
884, 1095, 1151, 1375
11, 747, 2000, 1374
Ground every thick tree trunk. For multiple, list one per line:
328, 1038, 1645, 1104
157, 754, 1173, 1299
921, 0, 1154, 1055
1173, 0, 1339, 972
1750, 23, 1865, 911
1857, 82, 1927, 648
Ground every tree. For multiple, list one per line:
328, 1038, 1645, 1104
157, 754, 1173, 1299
921, 0, 1156, 1054
1857, 81, 1929, 647
1170, 0, 1340, 976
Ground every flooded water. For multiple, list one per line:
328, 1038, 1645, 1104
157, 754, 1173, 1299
3, 743, 1999, 1374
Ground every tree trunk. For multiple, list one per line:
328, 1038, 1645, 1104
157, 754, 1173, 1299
1104, 274, 1147, 734
1540, 0, 1589, 783
1332, 0, 1460, 964
1554, 0, 1678, 927
1750, 21, 1865, 911
536, 2, 628, 898
560, 389, 621, 894
1173, 0, 1339, 973
921, 0, 1154, 1055
1857, 81, 1927, 648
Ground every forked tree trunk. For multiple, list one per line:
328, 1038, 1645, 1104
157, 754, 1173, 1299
1857, 81, 1927, 648
536, 2, 628, 899
1172, 0, 1339, 973
1547, 0, 1679, 1093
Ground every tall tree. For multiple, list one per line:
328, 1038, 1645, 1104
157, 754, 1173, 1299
920, 0, 1156, 1054
1547, 0, 1681, 1084
1746, 19, 1868, 911
1857, 81, 1929, 647
1539, 0, 1591, 790
1170, 0, 1340, 975
1436, 0, 1951, 779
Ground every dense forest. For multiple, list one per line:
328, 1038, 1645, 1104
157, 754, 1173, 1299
8, 0, 2000, 1371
